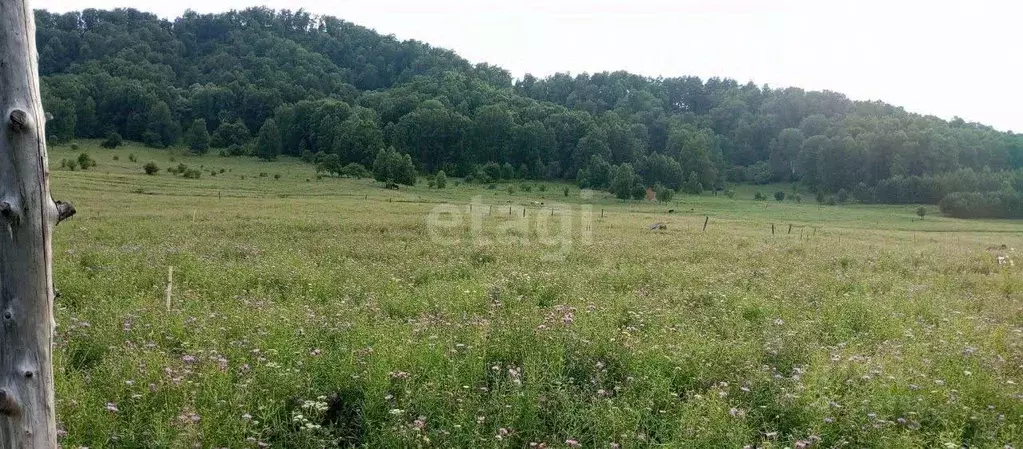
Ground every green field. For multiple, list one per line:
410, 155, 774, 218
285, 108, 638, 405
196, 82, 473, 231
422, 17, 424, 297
49, 141, 1023, 448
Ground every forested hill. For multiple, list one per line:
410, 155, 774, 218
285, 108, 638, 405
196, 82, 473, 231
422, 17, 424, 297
36, 8, 1023, 210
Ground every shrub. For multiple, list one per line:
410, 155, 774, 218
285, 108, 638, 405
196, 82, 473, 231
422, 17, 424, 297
656, 185, 674, 202
274, 174, 281, 180
112, 155, 119, 161
538, 184, 547, 192
837, 188, 850, 204
754, 191, 767, 201
916, 206, 927, 219
435, 170, 448, 188
507, 185, 517, 194
521, 184, 532, 192
564, 187, 569, 197
774, 191, 785, 202
183, 168, 201, 179
70, 143, 79, 151
128, 153, 137, 163
725, 189, 736, 199
143, 162, 159, 175
77, 152, 96, 170
101, 132, 122, 149
793, 193, 802, 203
342, 163, 370, 179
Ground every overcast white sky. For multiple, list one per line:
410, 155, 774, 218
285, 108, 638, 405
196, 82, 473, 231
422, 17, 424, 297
34, 0, 1023, 132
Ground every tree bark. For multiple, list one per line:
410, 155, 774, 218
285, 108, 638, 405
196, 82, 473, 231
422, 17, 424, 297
0, 1, 74, 446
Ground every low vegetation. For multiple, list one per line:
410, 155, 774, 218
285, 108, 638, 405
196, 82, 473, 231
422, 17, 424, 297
46, 141, 1023, 448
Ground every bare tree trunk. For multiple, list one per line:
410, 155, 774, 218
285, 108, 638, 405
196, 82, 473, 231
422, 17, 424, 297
0, 1, 75, 446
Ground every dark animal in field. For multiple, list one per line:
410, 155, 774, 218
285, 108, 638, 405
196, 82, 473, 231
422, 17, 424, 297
668, 209, 675, 214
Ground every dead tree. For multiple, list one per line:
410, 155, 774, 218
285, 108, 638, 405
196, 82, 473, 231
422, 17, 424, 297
1, 1, 76, 446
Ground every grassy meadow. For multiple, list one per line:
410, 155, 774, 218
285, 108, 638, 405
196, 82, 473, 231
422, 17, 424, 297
48, 141, 1023, 448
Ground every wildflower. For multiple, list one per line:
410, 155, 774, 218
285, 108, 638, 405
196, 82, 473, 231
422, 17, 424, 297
566, 439, 581, 447
389, 409, 404, 415
105, 402, 118, 413
182, 355, 196, 363
242, 413, 252, 421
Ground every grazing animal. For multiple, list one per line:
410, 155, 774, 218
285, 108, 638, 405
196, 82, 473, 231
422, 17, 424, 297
668, 209, 675, 214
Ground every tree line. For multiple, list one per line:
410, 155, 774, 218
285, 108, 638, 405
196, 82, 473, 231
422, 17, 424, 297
36, 7, 1023, 215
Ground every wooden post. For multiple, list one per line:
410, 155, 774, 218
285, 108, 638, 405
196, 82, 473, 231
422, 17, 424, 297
702, 216, 709, 232
771, 224, 775, 235
522, 208, 525, 217
788, 224, 792, 235
165, 267, 174, 311
0, 1, 75, 444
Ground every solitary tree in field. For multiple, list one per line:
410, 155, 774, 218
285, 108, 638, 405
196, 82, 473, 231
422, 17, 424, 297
256, 118, 282, 161
186, 118, 210, 154
917, 207, 926, 219
0, 1, 77, 445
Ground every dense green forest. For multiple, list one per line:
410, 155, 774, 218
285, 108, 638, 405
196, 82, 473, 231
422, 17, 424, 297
36, 8, 1023, 216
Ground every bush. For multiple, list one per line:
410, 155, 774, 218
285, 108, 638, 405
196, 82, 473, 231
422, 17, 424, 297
342, 163, 370, 179
428, 180, 436, 188
916, 206, 927, 219
143, 162, 159, 175
435, 170, 447, 188
538, 184, 547, 192
754, 191, 767, 201
837, 188, 850, 204
520, 184, 532, 192
112, 155, 119, 161
507, 185, 517, 194
70, 143, 79, 151
128, 153, 137, 163
182, 168, 201, 179
774, 191, 785, 202
564, 187, 569, 197
724, 189, 736, 199
101, 132, 122, 149
77, 152, 96, 170
274, 174, 281, 180
655, 185, 674, 202
792, 193, 802, 203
